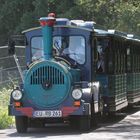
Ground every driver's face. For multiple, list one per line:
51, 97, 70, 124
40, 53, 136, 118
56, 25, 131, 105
98, 45, 103, 54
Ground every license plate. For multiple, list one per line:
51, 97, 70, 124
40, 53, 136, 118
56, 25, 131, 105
33, 110, 62, 118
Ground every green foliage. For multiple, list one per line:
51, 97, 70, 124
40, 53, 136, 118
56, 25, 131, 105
0, 107, 14, 129
0, 0, 140, 45
0, 88, 14, 129
0, 88, 11, 106
116, 2, 140, 34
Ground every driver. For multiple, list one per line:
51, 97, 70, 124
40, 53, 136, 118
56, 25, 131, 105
53, 36, 85, 65
53, 36, 69, 55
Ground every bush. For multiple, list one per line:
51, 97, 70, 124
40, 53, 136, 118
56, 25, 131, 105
0, 107, 14, 129
0, 87, 14, 129
0, 88, 11, 107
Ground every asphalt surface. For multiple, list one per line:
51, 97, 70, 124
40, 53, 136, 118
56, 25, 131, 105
0, 105, 140, 140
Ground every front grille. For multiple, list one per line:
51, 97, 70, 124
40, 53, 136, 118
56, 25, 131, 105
30, 66, 65, 85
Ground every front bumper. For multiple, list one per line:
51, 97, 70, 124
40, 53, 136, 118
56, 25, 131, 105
8, 103, 91, 118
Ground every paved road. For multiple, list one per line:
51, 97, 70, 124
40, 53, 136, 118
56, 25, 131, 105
0, 106, 140, 140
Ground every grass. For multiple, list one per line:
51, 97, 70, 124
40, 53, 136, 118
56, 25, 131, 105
0, 87, 15, 129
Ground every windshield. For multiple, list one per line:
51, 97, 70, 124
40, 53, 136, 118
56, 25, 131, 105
31, 37, 44, 60
31, 36, 85, 64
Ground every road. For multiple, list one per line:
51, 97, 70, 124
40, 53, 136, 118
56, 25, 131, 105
0, 106, 140, 140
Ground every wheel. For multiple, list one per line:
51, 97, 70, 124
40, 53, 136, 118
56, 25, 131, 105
15, 116, 28, 133
79, 116, 91, 131
99, 98, 104, 116
69, 116, 79, 129
70, 116, 91, 131
90, 102, 98, 127
91, 113, 98, 127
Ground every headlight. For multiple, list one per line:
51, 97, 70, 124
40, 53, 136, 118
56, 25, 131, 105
72, 89, 82, 100
11, 90, 23, 101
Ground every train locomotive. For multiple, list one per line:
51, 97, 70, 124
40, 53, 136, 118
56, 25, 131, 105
8, 14, 140, 133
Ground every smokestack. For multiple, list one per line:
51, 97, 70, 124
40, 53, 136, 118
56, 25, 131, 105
39, 17, 55, 60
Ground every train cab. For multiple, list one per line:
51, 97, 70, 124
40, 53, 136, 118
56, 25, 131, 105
8, 17, 102, 133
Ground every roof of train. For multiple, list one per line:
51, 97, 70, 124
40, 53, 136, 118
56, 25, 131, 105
22, 18, 140, 41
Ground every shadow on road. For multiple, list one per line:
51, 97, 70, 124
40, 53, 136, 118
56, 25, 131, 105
8, 125, 83, 138
7, 104, 140, 139
94, 105, 140, 140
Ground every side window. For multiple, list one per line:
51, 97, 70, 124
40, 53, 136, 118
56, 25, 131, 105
127, 46, 131, 72
128, 42, 134, 73
110, 39, 126, 74
113, 40, 119, 74
96, 38, 109, 73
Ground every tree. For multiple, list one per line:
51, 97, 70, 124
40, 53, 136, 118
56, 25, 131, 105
0, 0, 139, 46
0, 0, 35, 45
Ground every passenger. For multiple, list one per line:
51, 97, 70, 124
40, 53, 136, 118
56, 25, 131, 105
97, 45, 105, 72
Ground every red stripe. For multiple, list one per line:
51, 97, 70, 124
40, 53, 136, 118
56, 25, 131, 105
16, 107, 34, 117
62, 107, 79, 117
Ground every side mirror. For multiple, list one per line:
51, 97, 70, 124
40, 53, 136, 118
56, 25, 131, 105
8, 35, 27, 55
8, 38, 15, 55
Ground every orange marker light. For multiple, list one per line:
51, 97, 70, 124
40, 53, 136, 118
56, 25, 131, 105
14, 102, 21, 107
74, 101, 81, 107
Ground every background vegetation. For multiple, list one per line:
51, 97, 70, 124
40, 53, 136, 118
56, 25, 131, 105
0, 0, 140, 46
0, 88, 14, 129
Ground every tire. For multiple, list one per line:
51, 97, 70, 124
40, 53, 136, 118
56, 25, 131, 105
91, 113, 98, 127
90, 102, 98, 127
79, 116, 91, 132
15, 116, 28, 133
70, 116, 91, 131
70, 116, 79, 129
108, 112, 116, 120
